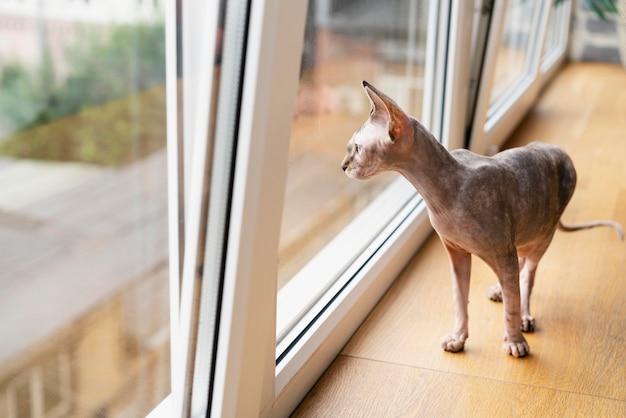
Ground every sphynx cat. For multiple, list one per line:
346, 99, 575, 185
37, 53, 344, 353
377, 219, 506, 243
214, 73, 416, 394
341, 81, 624, 358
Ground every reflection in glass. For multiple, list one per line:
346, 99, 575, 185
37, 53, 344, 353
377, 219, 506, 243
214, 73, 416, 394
489, 0, 537, 106
278, 0, 429, 287
0, 1, 169, 417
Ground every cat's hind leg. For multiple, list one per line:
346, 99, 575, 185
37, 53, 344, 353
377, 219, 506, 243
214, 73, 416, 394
487, 283, 503, 302
487, 256, 524, 302
519, 239, 553, 332
488, 255, 540, 333
519, 257, 537, 332
489, 248, 529, 357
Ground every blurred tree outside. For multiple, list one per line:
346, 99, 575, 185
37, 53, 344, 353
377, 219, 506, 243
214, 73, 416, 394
0, 21, 166, 166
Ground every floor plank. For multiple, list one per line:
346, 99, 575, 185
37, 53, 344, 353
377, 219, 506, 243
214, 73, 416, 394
293, 356, 626, 418
294, 63, 626, 416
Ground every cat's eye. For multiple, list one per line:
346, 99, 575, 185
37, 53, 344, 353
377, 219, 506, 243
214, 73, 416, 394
355, 144, 362, 154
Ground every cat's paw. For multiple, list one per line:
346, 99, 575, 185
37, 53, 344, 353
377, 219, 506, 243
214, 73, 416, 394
486, 284, 502, 302
441, 333, 467, 353
521, 315, 535, 332
503, 335, 530, 358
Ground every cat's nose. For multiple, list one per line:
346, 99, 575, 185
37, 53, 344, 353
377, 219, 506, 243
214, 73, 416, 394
341, 164, 348, 172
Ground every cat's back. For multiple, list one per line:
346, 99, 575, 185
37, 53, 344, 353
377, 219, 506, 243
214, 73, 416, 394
495, 142, 576, 192
451, 141, 576, 213
494, 141, 571, 167
450, 148, 490, 167
494, 141, 577, 222
454, 142, 575, 182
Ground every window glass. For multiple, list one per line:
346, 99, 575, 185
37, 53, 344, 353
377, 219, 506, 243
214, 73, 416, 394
278, 0, 429, 287
489, 0, 538, 106
276, 0, 433, 354
542, 0, 569, 69
0, 1, 169, 416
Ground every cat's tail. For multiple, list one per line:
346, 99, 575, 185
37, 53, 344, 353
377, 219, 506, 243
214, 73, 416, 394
558, 220, 624, 241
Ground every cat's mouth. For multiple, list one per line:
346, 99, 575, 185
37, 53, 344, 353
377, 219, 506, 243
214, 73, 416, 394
343, 166, 358, 179
344, 166, 373, 180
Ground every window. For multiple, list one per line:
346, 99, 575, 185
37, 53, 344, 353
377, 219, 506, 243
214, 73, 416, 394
277, 0, 433, 363
541, 0, 571, 75
488, 0, 540, 108
279, 1, 418, 285
0, 1, 169, 416
469, 0, 570, 154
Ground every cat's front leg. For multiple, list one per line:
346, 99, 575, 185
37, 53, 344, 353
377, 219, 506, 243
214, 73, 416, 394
441, 243, 471, 353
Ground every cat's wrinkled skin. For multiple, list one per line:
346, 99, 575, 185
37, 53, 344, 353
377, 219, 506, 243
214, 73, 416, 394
342, 81, 624, 357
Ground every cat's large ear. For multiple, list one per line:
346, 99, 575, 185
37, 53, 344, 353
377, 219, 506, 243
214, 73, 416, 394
362, 80, 412, 142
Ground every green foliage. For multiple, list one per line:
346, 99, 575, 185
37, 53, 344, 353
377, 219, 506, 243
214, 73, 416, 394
0, 85, 166, 167
585, 0, 618, 21
0, 63, 49, 131
555, 0, 620, 21
0, 20, 166, 166
54, 21, 166, 119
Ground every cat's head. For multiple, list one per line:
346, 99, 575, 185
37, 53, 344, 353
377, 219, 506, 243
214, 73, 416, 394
341, 81, 413, 180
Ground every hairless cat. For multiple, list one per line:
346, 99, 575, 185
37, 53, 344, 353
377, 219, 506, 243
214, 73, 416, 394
341, 81, 623, 357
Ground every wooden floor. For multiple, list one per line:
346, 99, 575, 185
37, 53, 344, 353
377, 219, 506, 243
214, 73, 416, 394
293, 63, 626, 417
